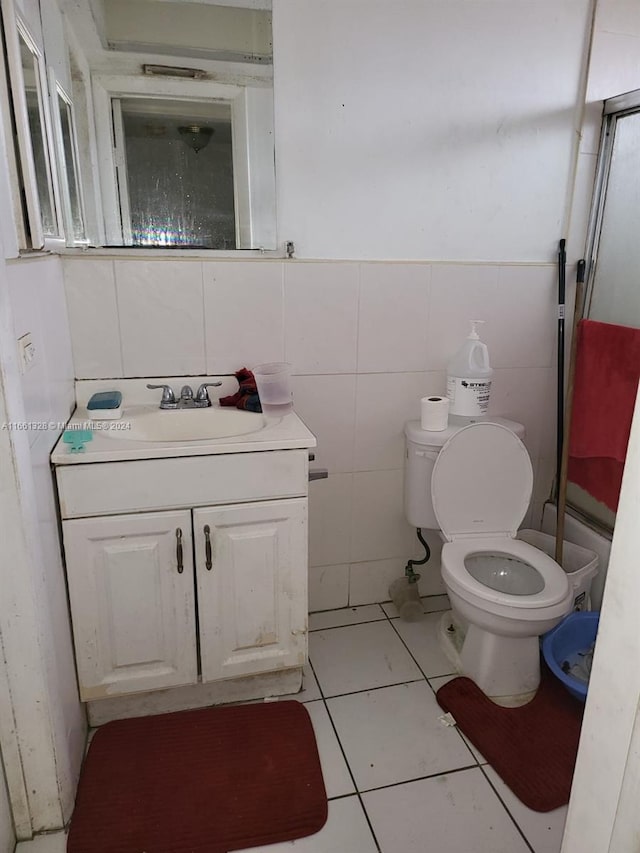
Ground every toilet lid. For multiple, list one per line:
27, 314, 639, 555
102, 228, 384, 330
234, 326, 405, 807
431, 422, 533, 541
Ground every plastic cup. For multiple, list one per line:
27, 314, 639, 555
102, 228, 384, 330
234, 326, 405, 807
253, 362, 293, 415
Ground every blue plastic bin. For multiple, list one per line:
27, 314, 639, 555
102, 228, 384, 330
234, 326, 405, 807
542, 611, 600, 703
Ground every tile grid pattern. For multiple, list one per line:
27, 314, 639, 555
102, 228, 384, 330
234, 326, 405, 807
18, 599, 567, 853
303, 601, 564, 853
62, 258, 559, 608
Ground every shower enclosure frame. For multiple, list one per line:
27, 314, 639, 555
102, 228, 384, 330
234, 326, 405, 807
565, 87, 640, 535
582, 88, 640, 319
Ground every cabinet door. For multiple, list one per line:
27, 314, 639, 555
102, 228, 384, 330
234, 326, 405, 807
194, 499, 308, 682
63, 510, 197, 700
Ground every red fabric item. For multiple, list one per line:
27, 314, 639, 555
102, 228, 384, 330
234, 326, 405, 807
67, 701, 328, 853
436, 670, 583, 812
219, 367, 261, 411
568, 319, 640, 512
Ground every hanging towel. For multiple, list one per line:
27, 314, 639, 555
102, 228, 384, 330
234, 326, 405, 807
219, 368, 263, 413
568, 319, 640, 512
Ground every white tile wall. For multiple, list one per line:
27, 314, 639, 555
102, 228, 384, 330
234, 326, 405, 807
308, 564, 350, 611
62, 257, 558, 605
284, 263, 359, 374
291, 374, 356, 473
357, 263, 431, 372
203, 261, 284, 374
308, 474, 353, 568
354, 371, 444, 471
427, 265, 501, 370
63, 259, 122, 378
116, 260, 205, 376
351, 470, 414, 563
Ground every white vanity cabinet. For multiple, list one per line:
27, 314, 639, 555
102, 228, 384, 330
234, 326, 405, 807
55, 448, 311, 704
63, 510, 198, 699
194, 500, 307, 682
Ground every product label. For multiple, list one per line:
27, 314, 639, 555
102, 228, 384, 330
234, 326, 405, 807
447, 377, 492, 416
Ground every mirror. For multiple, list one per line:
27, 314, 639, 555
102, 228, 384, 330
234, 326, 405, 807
115, 97, 235, 248
19, 33, 58, 236
61, 0, 275, 250
55, 86, 87, 242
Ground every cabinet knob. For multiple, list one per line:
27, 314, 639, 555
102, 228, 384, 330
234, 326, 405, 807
176, 528, 184, 574
204, 525, 213, 570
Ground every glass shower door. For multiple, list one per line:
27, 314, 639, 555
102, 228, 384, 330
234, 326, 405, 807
568, 95, 640, 531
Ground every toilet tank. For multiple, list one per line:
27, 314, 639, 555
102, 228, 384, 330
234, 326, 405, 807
404, 416, 526, 530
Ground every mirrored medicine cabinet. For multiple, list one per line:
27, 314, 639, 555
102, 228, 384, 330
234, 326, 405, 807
0, 0, 276, 252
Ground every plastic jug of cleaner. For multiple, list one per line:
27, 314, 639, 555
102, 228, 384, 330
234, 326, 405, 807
446, 320, 493, 417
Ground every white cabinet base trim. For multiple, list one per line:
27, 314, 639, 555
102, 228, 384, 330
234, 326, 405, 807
87, 666, 303, 726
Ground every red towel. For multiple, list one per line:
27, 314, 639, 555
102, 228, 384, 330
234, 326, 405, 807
568, 319, 640, 512
219, 367, 262, 412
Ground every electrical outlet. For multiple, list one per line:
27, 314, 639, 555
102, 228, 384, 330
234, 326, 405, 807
17, 333, 37, 373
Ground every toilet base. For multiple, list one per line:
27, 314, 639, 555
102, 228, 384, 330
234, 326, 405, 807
438, 611, 539, 707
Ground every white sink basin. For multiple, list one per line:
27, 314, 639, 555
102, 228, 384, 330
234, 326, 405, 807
100, 405, 267, 443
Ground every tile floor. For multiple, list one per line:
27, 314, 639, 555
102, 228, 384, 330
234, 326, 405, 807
16, 596, 567, 853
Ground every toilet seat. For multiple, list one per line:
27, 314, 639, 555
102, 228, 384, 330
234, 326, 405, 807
433, 422, 570, 613
431, 421, 533, 541
441, 537, 570, 611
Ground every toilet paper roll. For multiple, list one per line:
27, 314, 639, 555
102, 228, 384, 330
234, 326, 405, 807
421, 396, 450, 431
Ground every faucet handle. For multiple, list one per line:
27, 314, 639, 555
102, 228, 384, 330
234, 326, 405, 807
195, 381, 222, 404
146, 384, 176, 407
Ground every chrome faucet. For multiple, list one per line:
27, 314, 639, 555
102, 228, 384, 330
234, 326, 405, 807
146, 384, 177, 409
147, 382, 222, 410
180, 384, 194, 403
195, 382, 222, 406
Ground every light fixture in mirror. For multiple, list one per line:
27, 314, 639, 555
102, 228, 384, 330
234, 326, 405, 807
61, 0, 276, 250
178, 125, 214, 154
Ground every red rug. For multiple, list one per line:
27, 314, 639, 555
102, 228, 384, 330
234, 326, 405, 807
436, 671, 584, 812
67, 701, 328, 853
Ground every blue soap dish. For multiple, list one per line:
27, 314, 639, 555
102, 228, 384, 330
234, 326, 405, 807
87, 391, 123, 420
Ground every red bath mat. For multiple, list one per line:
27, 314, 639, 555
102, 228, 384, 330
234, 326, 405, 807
67, 700, 328, 853
436, 670, 583, 812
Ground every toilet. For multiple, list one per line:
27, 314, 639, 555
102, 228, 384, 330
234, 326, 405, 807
404, 418, 573, 705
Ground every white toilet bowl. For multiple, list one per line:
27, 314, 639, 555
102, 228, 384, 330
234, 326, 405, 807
441, 537, 573, 701
405, 419, 573, 705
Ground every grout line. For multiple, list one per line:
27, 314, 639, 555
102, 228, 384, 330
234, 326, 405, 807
382, 603, 454, 684
309, 601, 540, 851
308, 602, 451, 632
110, 258, 125, 377
321, 678, 427, 702
200, 260, 208, 372
357, 763, 481, 796
478, 764, 536, 853
309, 616, 387, 633
307, 657, 383, 853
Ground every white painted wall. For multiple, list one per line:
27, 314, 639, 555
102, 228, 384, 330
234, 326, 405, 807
0, 761, 14, 853
6, 256, 87, 823
0, 253, 87, 836
0, 1, 86, 836
272, 0, 592, 261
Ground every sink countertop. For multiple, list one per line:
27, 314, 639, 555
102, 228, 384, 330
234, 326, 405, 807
51, 377, 316, 465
